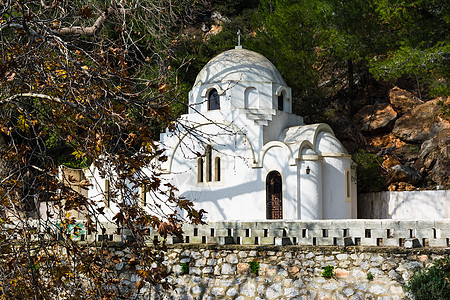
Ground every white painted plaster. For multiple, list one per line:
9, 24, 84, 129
87, 48, 356, 222
359, 190, 450, 219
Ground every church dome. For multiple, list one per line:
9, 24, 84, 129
194, 48, 286, 86
314, 131, 347, 154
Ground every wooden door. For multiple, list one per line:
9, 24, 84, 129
266, 171, 282, 219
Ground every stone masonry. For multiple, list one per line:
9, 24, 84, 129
120, 244, 449, 299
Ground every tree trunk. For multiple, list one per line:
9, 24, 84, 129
347, 59, 354, 117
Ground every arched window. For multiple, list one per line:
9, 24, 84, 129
208, 89, 220, 110
277, 93, 284, 111
215, 157, 221, 181
205, 145, 212, 182
266, 171, 282, 219
197, 157, 204, 182
104, 179, 111, 207
345, 169, 351, 200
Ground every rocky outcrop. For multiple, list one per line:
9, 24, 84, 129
389, 86, 424, 115
353, 103, 397, 134
387, 165, 422, 185
393, 98, 450, 143
415, 129, 450, 186
388, 182, 416, 191
351, 86, 449, 190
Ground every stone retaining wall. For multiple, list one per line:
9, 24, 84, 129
122, 245, 449, 299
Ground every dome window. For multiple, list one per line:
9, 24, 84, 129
208, 89, 220, 110
277, 93, 284, 111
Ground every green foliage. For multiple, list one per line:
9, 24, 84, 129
369, 0, 450, 96
367, 271, 374, 281
322, 265, 335, 279
405, 257, 450, 300
352, 149, 385, 193
249, 261, 260, 275
181, 262, 190, 275
254, 0, 322, 100
438, 99, 450, 119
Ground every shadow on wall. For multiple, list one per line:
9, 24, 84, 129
358, 190, 449, 219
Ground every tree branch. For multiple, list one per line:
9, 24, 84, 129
55, 7, 125, 36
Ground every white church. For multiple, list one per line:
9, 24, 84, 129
158, 47, 357, 221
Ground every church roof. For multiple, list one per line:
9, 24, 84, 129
194, 48, 286, 86
280, 124, 348, 155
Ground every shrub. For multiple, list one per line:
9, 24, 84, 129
180, 262, 190, 275
249, 261, 260, 275
322, 265, 335, 279
352, 149, 385, 192
405, 257, 450, 300
367, 271, 374, 281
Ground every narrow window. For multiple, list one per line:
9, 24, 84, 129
215, 157, 221, 181
277, 94, 284, 111
266, 171, 282, 219
206, 145, 212, 182
105, 179, 110, 207
346, 170, 351, 198
197, 157, 204, 182
208, 89, 220, 110
141, 185, 147, 206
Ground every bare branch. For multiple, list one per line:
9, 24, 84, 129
55, 7, 125, 36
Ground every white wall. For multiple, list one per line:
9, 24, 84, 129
359, 190, 450, 219
322, 157, 353, 219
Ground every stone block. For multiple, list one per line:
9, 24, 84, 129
241, 237, 256, 245
382, 238, 399, 247
414, 220, 436, 229
404, 238, 420, 248
275, 237, 292, 246
328, 229, 344, 238
241, 222, 258, 230
167, 235, 183, 244
204, 236, 219, 244
360, 237, 377, 246
297, 237, 314, 246
259, 237, 274, 245
218, 236, 235, 245
343, 237, 354, 246
316, 237, 334, 246
429, 238, 448, 247
189, 236, 203, 244
271, 228, 285, 237
215, 228, 230, 236
252, 229, 266, 238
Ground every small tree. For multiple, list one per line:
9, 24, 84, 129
0, 0, 207, 298
405, 257, 450, 300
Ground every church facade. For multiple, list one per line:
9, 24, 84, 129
159, 48, 357, 221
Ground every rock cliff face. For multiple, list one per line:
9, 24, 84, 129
350, 87, 449, 191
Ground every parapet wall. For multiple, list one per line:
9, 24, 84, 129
14, 219, 450, 299
175, 219, 450, 249
56, 219, 450, 249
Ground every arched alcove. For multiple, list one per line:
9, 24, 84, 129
244, 87, 259, 109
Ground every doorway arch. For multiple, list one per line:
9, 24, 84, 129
266, 171, 282, 219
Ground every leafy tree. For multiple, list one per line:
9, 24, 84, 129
369, 0, 450, 97
252, 0, 449, 120
253, 0, 322, 105
0, 0, 206, 298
